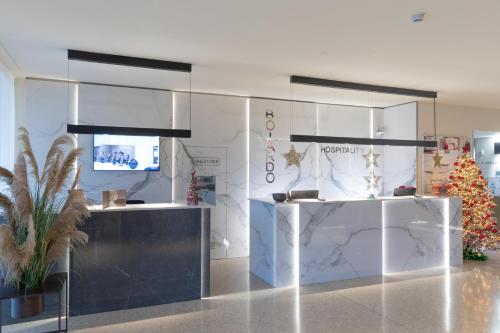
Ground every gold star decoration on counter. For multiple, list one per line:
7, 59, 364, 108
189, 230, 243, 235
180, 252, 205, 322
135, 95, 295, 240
282, 145, 302, 168
364, 170, 382, 190
362, 148, 381, 168
433, 150, 444, 168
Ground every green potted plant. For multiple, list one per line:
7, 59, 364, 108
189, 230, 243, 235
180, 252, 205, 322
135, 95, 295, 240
0, 127, 88, 318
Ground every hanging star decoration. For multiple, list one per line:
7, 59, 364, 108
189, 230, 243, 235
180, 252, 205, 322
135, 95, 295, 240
433, 150, 443, 168
364, 170, 382, 190
282, 145, 302, 168
362, 148, 381, 168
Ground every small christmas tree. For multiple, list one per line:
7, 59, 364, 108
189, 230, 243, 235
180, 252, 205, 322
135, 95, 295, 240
187, 169, 201, 205
446, 153, 499, 260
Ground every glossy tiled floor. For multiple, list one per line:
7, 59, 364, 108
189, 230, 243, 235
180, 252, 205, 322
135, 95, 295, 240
6, 254, 500, 333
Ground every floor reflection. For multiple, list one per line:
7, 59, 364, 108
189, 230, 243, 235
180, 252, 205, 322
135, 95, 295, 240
461, 266, 500, 332
5, 254, 500, 333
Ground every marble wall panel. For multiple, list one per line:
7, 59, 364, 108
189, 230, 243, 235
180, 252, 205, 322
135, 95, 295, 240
249, 98, 317, 198
78, 84, 172, 128
174, 94, 248, 259
382, 102, 417, 195
77, 84, 173, 204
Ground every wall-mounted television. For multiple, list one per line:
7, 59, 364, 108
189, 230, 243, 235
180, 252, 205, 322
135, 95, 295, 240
93, 134, 160, 171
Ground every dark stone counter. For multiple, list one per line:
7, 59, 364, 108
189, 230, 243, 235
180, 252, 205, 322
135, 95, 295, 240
69, 206, 210, 316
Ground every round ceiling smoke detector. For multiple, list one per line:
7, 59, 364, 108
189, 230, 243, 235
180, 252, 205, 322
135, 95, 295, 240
411, 12, 425, 23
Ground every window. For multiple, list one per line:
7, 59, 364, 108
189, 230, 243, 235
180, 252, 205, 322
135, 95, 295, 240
0, 61, 14, 171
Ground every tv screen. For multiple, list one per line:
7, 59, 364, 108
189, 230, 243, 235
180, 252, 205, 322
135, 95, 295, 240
93, 134, 160, 171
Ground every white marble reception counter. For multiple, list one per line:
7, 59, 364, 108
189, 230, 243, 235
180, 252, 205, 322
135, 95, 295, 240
250, 196, 462, 287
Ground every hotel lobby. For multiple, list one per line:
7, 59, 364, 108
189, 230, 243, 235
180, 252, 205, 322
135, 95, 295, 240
1, 1, 500, 333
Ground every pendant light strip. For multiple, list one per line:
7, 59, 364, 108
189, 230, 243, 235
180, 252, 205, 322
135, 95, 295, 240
290, 75, 437, 98
67, 124, 191, 138
68, 50, 191, 72
290, 135, 437, 147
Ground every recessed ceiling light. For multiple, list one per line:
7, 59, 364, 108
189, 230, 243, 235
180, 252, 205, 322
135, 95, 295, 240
411, 12, 425, 23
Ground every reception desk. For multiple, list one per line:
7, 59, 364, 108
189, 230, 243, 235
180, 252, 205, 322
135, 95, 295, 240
250, 197, 462, 287
69, 203, 211, 316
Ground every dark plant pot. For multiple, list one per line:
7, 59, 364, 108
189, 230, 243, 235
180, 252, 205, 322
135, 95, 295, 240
10, 294, 44, 319
272, 193, 287, 202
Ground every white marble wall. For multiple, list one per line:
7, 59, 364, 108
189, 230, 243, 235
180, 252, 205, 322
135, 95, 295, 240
173, 93, 248, 259
249, 99, 417, 199
78, 84, 172, 128
15, 79, 73, 164
77, 84, 173, 204
382, 102, 417, 196
317, 144, 385, 197
14, 79, 79, 205
249, 98, 317, 198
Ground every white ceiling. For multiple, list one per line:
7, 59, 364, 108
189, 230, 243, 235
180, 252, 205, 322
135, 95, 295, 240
1, 0, 500, 108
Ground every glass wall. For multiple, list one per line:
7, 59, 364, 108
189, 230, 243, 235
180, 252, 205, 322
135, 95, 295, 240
474, 131, 500, 195
287, 81, 435, 197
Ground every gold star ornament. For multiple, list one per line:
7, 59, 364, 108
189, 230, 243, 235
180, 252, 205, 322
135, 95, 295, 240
282, 145, 302, 168
433, 151, 443, 168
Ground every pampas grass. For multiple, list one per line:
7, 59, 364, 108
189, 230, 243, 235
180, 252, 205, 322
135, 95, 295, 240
0, 167, 13, 185
0, 127, 88, 289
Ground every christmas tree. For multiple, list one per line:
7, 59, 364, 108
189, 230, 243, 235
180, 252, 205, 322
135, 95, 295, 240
186, 169, 201, 205
446, 153, 499, 260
